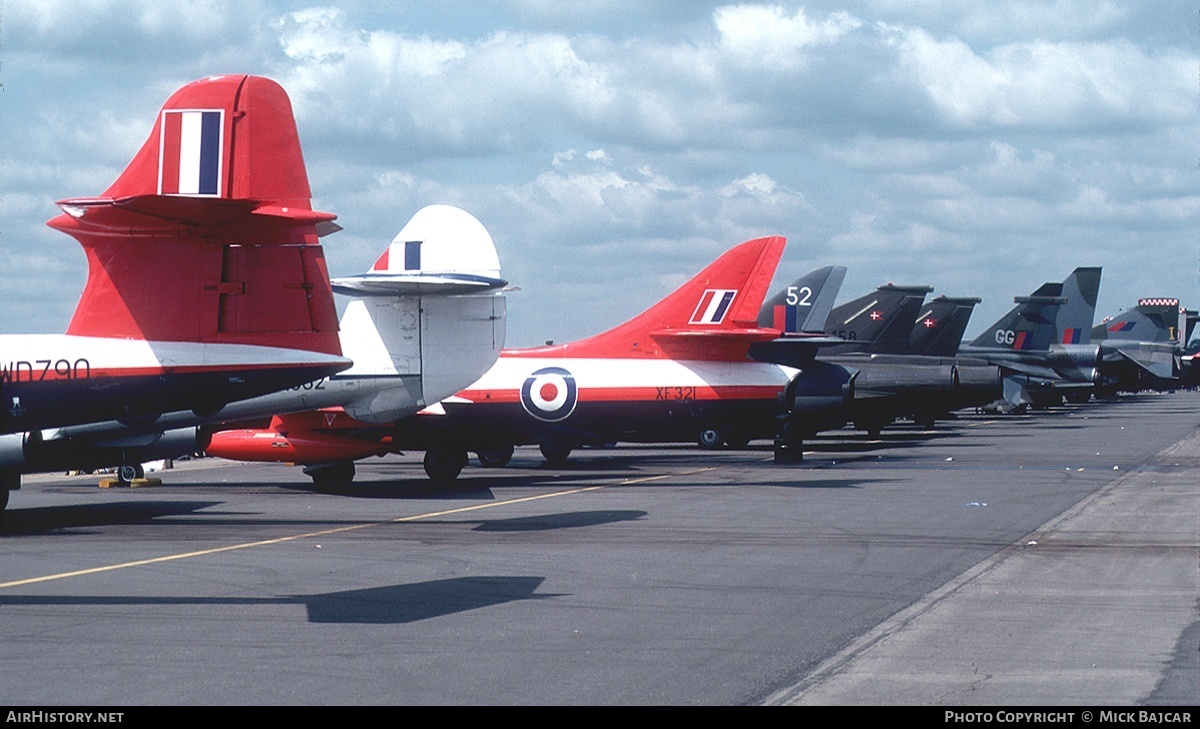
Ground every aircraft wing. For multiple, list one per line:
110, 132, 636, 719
994, 360, 1072, 382
1106, 343, 1178, 380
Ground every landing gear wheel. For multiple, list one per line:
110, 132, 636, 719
305, 461, 356, 490
697, 428, 723, 449
117, 463, 145, 485
476, 446, 514, 468
538, 441, 573, 465
424, 447, 468, 483
0, 471, 17, 517
724, 433, 750, 449
773, 438, 804, 464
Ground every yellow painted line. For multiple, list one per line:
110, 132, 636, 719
0, 466, 722, 590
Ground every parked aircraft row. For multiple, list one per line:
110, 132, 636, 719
2, 74, 1193, 515
205, 249, 1196, 484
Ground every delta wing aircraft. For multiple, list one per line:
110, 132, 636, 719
207, 236, 830, 483
0, 76, 506, 512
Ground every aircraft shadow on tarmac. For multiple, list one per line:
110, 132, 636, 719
472, 509, 647, 532
274, 468, 631, 501
743, 476, 892, 490
0, 576, 561, 624
0, 501, 224, 537
274, 451, 918, 498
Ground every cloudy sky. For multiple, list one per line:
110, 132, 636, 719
1, 1, 1196, 347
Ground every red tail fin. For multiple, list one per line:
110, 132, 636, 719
524, 236, 785, 361
49, 75, 341, 355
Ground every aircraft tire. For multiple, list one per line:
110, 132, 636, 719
476, 446, 514, 468
538, 441, 573, 465
773, 438, 803, 464
724, 432, 751, 449
0, 470, 17, 516
306, 460, 356, 491
697, 428, 723, 449
424, 447, 467, 483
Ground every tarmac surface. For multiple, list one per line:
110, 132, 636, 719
1, 391, 1197, 706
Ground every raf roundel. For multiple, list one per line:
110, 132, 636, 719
520, 367, 578, 422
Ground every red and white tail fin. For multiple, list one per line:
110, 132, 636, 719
49, 74, 341, 355
524, 236, 785, 361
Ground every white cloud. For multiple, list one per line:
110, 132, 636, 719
722, 172, 779, 196
1, 1, 1196, 344
714, 4, 862, 69
886, 25, 1195, 130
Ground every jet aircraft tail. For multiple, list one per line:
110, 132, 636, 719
1092, 298, 1182, 345
329, 204, 507, 420
526, 236, 786, 361
968, 282, 1064, 353
968, 267, 1100, 353
1056, 267, 1102, 345
909, 296, 980, 357
49, 74, 342, 356
746, 266, 847, 369
823, 284, 934, 354
757, 265, 847, 335
1092, 298, 1183, 383
201, 205, 508, 472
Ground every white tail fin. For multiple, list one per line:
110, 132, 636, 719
334, 205, 507, 417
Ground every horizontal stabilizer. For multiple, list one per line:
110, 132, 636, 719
1111, 344, 1177, 380
54, 196, 336, 233
1014, 295, 1067, 306
747, 335, 843, 368
649, 326, 780, 341
332, 272, 507, 296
